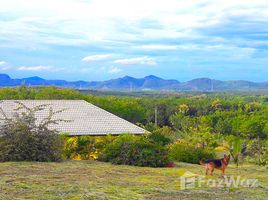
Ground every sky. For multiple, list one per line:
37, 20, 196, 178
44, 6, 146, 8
0, 0, 268, 82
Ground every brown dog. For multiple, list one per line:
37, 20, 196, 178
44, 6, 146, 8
200, 154, 231, 176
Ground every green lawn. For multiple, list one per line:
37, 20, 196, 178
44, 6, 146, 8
0, 161, 267, 200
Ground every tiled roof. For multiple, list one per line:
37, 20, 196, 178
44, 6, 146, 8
0, 100, 146, 136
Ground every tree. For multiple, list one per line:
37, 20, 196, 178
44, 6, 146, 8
178, 104, 189, 115
216, 136, 245, 167
0, 101, 66, 162
240, 117, 266, 139
211, 99, 222, 111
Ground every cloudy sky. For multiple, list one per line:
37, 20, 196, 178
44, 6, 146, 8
0, 0, 268, 81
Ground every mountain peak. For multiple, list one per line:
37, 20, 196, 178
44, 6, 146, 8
0, 73, 267, 90
0, 73, 11, 79
190, 77, 212, 82
24, 76, 45, 81
144, 75, 162, 80
122, 75, 135, 79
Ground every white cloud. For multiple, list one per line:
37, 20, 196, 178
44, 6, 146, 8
0, 0, 268, 78
174, 44, 256, 59
80, 66, 121, 74
81, 54, 112, 62
18, 65, 56, 71
0, 61, 7, 66
135, 44, 178, 50
114, 56, 156, 66
0, 61, 11, 70
0, 66, 10, 70
1, 0, 268, 49
108, 66, 121, 74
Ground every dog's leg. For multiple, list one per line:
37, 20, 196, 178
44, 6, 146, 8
210, 168, 214, 176
205, 164, 209, 175
221, 168, 225, 177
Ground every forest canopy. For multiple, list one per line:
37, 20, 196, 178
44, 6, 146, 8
0, 86, 267, 140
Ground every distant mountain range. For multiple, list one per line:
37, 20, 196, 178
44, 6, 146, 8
1, 73, 268, 91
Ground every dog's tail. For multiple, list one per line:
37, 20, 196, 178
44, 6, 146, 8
199, 160, 206, 165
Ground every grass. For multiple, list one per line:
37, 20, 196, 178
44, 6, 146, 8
0, 161, 267, 200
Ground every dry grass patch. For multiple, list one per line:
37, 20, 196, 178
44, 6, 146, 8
0, 161, 267, 200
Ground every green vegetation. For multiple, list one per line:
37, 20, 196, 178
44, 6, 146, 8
0, 87, 267, 199
168, 141, 215, 164
0, 161, 267, 199
0, 101, 63, 162
63, 135, 115, 160
99, 134, 170, 167
0, 86, 267, 167
1, 86, 267, 138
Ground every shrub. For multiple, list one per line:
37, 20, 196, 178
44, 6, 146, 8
0, 102, 64, 162
98, 134, 170, 167
217, 136, 246, 167
143, 123, 178, 145
168, 141, 215, 164
63, 135, 115, 160
245, 139, 268, 166
63, 136, 96, 160
147, 131, 172, 146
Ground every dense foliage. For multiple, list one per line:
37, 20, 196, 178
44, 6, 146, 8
63, 135, 115, 160
168, 141, 216, 164
0, 86, 267, 166
98, 134, 170, 167
0, 102, 64, 162
0, 86, 267, 140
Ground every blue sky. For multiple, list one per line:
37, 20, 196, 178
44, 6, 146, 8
0, 0, 268, 82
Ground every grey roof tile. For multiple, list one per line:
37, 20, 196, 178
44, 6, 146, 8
0, 100, 146, 136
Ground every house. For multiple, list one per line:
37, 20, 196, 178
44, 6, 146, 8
0, 100, 146, 136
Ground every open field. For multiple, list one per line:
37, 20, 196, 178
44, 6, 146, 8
0, 161, 267, 200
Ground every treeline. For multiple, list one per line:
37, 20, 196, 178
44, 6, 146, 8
0, 86, 267, 166
0, 86, 267, 140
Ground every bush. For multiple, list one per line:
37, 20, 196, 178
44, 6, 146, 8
245, 139, 268, 166
168, 141, 215, 164
147, 131, 173, 146
98, 134, 170, 167
63, 135, 115, 160
0, 102, 64, 162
